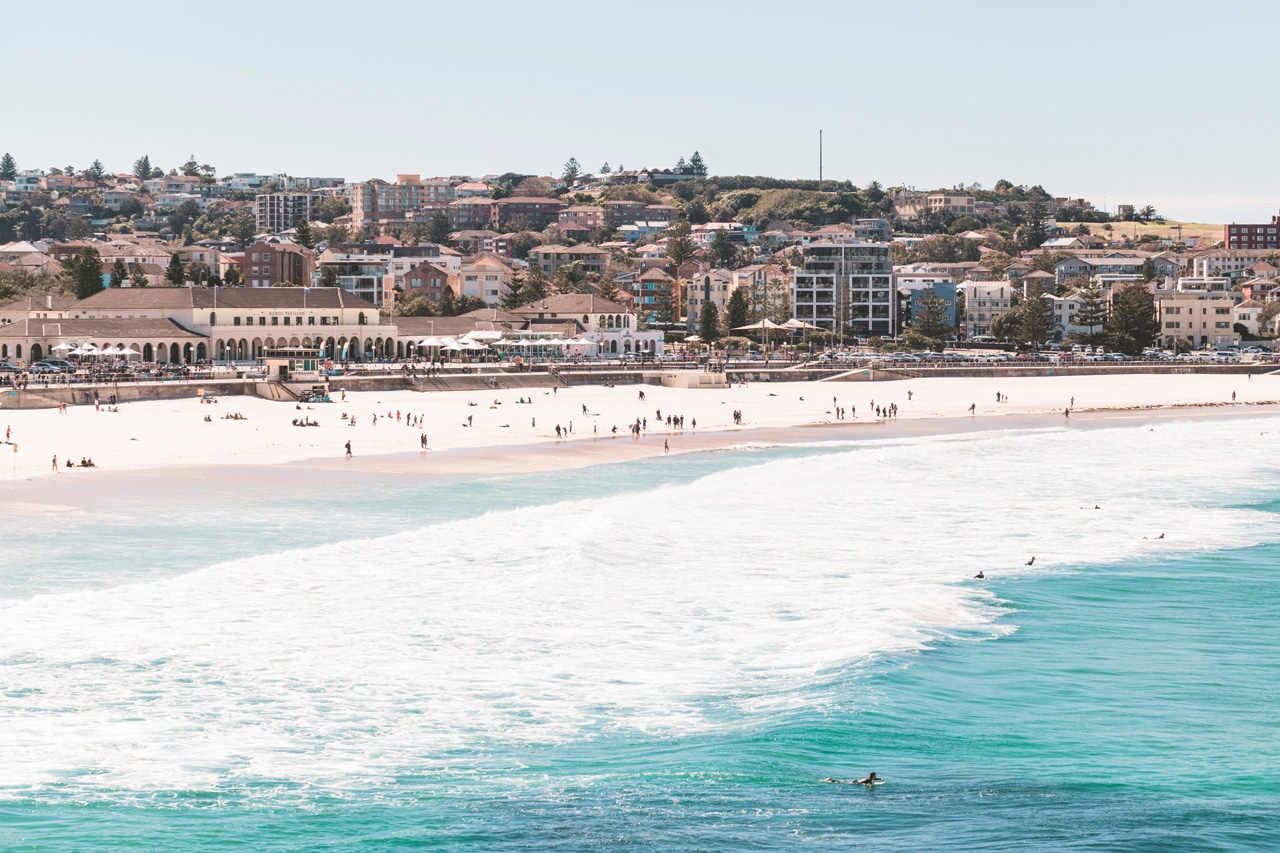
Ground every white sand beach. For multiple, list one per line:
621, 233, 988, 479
0, 372, 1274, 484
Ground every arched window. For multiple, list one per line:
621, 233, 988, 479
209, 311, 217, 326
583, 315, 590, 324
358, 312, 367, 325
0, 344, 6, 358
16, 344, 22, 360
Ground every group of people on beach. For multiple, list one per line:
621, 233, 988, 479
51, 454, 96, 470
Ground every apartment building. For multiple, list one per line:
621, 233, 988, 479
1224, 215, 1280, 249
960, 281, 1013, 338
527, 244, 608, 276
255, 192, 314, 233
1193, 249, 1277, 280
351, 175, 456, 227
492, 197, 566, 230
893, 191, 976, 220
447, 198, 497, 231
559, 206, 605, 229
1155, 288, 1241, 347
244, 238, 315, 288
791, 241, 894, 338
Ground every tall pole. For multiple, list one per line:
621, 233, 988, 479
819, 130, 823, 194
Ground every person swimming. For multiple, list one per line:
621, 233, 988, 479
974, 570, 985, 579
1025, 556, 1035, 566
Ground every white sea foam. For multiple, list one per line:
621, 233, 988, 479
2, 416, 1279, 795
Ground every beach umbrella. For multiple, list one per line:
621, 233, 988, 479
443, 340, 465, 351
52, 342, 75, 352
731, 319, 786, 331
783, 318, 822, 330
120, 345, 142, 359
419, 336, 446, 348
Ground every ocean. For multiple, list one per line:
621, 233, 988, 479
2, 415, 1279, 850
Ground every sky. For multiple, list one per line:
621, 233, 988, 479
5, 0, 1278, 223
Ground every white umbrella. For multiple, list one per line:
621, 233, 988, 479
120, 345, 142, 359
684, 334, 702, 343
443, 340, 466, 351
732, 319, 787, 331
463, 330, 505, 342
418, 336, 446, 347
461, 340, 489, 351
783, 318, 822, 330
52, 342, 75, 351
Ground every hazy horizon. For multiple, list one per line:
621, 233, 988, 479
6, 0, 1278, 224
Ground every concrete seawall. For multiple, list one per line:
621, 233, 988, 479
2, 363, 1272, 409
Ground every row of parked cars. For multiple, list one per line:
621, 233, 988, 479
0, 358, 77, 375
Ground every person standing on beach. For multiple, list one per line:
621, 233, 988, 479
664, 439, 669, 454
969, 403, 976, 415
1064, 408, 1070, 419
52, 455, 57, 472
345, 441, 352, 459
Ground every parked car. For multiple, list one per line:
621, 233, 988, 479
0, 361, 20, 373
30, 362, 65, 374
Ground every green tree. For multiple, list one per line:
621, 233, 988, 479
130, 270, 150, 288
316, 195, 352, 223
294, 217, 314, 249
1256, 301, 1280, 337
186, 260, 210, 285
599, 162, 611, 174
562, 157, 581, 183
1018, 281, 1055, 345
224, 265, 242, 287
726, 287, 750, 332
909, 287, 953, 345
164, 252, 186, 285
1140, 258, 1158, 283
84, 159, 105, 182
698, 297, 721, 341
664, 220, 698, 268
133, 155, 152, 183
318, 266, 340, 288
1105, 281, 1159, 355
0, 152, 15, 181
708, 229, 737, 267
1021, 190, 1049, 249
109, 258, 128, 288
167, 200, 201, 235
687, 198, 711, 225
425, 210, 452, 244
1073, 283, 1107, 344
552, 261, 585, 294
438, 287, 456, 316
1139, 205, 1157, 222
689, 151, 707, 176
181, 156, 201, 177
65, 248, 104, 299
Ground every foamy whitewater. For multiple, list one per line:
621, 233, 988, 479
3, 416, 1280, 849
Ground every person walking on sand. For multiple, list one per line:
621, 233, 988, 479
52, 455, 57, 473
969, 403, 976, 415
345, 441, 352, 459
1232, 391, 1237, 402
664, 439, 669, 454
1064, 408, 1070, 420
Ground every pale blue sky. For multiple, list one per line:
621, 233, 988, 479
6, 0, 1278, 223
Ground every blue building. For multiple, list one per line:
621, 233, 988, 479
899, 280, 957, 329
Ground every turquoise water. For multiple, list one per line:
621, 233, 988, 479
2, 418, 1279, 850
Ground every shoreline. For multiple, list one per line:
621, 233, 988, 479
5, 400, 1279, 514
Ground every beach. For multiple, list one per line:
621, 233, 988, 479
0, 372, 1274, 485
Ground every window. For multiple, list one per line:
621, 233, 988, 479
308, 316, 316, 325
271, 317, 279, 326
234, 317, 241, 326
259, 317, 266, 326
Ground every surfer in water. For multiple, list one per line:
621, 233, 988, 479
824, 772, 882, 786
974, 571, 985, 579
1025, 556, 1036, 566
